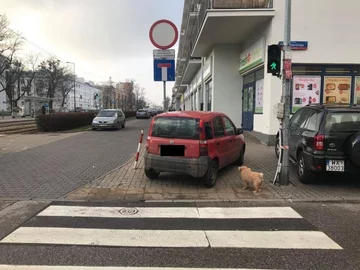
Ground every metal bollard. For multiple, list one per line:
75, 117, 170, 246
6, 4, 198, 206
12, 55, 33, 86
133, 129, 144, 169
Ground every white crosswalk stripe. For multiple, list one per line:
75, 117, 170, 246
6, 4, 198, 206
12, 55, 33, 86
0, 204, 343, 269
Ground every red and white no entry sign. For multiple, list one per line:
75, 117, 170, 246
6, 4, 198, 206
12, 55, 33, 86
149, 19, 178, 50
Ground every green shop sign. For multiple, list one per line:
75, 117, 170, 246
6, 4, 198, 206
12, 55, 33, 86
239, 37, 265, 74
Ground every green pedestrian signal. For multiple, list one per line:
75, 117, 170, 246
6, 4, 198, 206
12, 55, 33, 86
267, 44, 281, 76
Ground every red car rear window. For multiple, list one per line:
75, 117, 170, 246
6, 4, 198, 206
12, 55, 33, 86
151, 117, 200, 140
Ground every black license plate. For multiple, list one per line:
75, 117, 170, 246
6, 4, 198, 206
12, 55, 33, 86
160, 145, 185, 156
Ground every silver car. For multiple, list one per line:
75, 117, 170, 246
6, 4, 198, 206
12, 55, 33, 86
136, 109, 150, 119
92, 109, 126, 130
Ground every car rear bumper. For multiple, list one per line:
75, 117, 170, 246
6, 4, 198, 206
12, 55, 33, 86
144, 152, 210, 178
304, 152, 360, 174
136, 115, 149, 118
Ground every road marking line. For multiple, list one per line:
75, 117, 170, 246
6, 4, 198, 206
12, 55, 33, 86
0, 266, 274, 270
0, 228, 209, 247
0, 227, 341, 249
206, 231, 343, 250
37, 206, 302, 219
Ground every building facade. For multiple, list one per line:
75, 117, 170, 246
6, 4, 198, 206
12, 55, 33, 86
67, 78, 101, 111
174, 0, 360, 145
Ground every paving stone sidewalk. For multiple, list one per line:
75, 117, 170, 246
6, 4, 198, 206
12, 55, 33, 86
65, 132, 360, 202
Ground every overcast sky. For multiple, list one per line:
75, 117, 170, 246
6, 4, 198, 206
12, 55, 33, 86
0, 0, 183, 106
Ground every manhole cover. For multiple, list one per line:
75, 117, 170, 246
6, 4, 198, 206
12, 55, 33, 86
119, 207, 138, 215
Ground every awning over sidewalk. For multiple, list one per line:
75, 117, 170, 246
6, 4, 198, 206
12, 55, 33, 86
192, 9, 275, 57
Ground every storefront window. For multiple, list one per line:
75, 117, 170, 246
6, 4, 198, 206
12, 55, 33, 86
255, 68, 264, 80
292, 65, 322, 74
255, 68, 264, 114
292, 75, 321, 113
325, 67, 351, 73
255, 78, 264, 113
206, 80, 212, 111
323, 76, 351, 104
355, 77, 360, 104
243, 88, 248, 111
248, 87, 254, 111
244, 73, 255, 84
194, 90, 197, 111
291, 64, 359, 113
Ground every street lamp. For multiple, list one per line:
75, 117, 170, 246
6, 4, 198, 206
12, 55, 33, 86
66, 61, 76, 110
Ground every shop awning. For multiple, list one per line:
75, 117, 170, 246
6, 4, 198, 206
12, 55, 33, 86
192, 9, 275, 57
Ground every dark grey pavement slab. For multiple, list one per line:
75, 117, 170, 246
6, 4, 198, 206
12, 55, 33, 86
0, 119, 150, 200
0, 200, 50, 241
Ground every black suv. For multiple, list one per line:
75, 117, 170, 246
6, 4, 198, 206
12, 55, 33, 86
275, 104, 360, 184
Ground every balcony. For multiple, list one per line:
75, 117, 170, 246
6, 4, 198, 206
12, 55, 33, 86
181, 56, 202, 86
189, 0, 275, 57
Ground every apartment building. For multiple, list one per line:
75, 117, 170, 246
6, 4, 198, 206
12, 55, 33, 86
67, 77, 101, 111
174, 0, 360, 145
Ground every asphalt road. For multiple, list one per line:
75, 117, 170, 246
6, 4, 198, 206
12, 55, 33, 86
0, 119, 151, 200
0, 200, 359, 269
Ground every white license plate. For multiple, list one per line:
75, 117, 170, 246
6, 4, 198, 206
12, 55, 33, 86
326, 160, 345, 172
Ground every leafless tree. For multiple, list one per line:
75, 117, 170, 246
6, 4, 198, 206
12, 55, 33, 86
0, 15, 21, 78
134, 84, 147, 110
125, 78, 136, 110
36, 58, 69, 109
0, 57, 38, 108
164, 96, 171, 111
0, 17, 38, 112
59, 71, 74, 107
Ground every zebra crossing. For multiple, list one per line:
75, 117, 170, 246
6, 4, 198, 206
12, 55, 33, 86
0, 203, 343, 269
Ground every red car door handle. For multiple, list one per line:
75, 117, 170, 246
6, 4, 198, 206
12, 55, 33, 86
229, 139, 233, 142
217, 142, 220, 146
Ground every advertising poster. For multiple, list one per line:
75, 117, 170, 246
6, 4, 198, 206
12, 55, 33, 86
292, 76, 321, 113
355, 77, 360, 105
323, 76, 351, 104
255, 79, 264, 113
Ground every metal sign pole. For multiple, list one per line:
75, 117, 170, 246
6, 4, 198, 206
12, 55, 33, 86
279, 0, 292, 185
163, 81, 166, 111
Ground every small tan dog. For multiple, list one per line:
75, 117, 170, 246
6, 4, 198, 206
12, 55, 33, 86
238, 166, 263, 193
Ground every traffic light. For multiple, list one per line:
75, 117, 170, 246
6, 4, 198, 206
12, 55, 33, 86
267, 44, 281, 76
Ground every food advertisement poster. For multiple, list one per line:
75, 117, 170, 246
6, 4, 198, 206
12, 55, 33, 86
292, 76, 321, 113
255, 79, 264, 113
355, 77, 360, 104
323, 76, 351, 104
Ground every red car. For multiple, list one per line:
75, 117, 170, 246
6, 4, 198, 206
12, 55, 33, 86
144, 111, 246, 187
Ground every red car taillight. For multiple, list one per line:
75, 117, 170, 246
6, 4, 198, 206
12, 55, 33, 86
314, 134, 325, 151
146, 118, 155, 152
199, 120, 208, 156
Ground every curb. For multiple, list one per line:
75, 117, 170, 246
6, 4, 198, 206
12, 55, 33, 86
45, 197, 360, 204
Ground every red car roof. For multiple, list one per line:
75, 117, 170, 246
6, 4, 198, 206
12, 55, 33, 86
156, 111, 226, 121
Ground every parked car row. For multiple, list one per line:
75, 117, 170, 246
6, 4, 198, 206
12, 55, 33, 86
143, 111, 246, 188
142, 104, 360, 188
136, 109, 164, 119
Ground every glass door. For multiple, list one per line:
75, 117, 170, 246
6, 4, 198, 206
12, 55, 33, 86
242, 83, 255, 131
